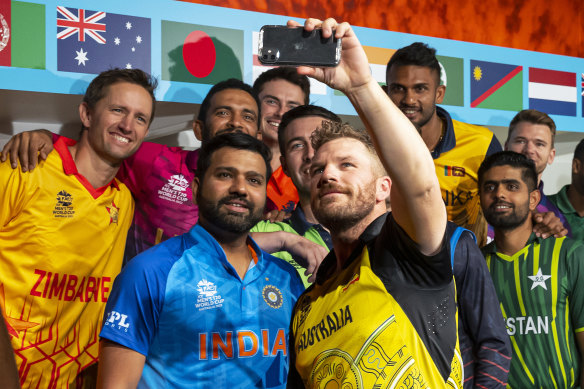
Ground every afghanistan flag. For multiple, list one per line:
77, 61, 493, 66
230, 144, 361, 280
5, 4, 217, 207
0, 0, 45, 69
161, 21, 243, 84
470, 60, 523, 111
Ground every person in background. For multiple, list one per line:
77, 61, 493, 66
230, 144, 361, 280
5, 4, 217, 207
549, 139, 584, 240
479, 151, 584, 388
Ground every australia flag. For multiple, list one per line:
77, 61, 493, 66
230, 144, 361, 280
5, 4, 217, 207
57, 6, 151, 75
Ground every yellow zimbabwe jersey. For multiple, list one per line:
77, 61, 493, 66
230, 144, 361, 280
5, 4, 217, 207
288, 214, 463, 388
433, 107, 501, 247
0, 137, 134, 388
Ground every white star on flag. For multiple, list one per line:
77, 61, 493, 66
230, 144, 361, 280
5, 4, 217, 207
136, 35, 142, 44
126, 63, 132, 69
114, 37, 120, 45
528, 268, 551, 290
125, 21, 132, 30
75, 48, 88, 65
131, 47, 135, 52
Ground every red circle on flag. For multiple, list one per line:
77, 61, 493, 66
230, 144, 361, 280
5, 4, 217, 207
182, 31, 216, 78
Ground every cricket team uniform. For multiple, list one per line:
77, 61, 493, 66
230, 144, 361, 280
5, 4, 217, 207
483, 234, 584, 388
266, 166, 298, 213
251, 205, 332, 287
100, 224, 305, 388
549, 185, 584, 241
118, 142, 199, 261
433, 106, 502, 246
288, 214, 463, 388
0, 137, 134, 388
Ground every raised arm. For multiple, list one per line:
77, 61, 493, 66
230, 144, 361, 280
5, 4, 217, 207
293, 18, 446, 254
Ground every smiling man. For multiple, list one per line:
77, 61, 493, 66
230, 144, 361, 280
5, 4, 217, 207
385, 42, 502, 247
253, 67, 311, 212
97, 133, 304, 389
479, 151, 584, 388
0, 68, 156, 388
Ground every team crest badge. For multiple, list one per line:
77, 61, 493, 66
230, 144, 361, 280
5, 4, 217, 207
106, 201, 119, 225
262, 285, 283, 309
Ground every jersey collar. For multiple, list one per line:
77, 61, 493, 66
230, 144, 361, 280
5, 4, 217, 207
431, 106, 456, 159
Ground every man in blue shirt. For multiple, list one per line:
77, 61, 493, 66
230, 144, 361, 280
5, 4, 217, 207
97, 133, 304, 389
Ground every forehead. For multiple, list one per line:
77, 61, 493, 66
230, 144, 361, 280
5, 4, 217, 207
101, 81, 152, 104
509, 122, 553, 143
258, 78, 305, 101
386, 64, 438, 85
283, 116, 326, 142
482, 165, 524, 182
209, 88, 258, 113
314, 137, 372, 164
208, 147, 267, 177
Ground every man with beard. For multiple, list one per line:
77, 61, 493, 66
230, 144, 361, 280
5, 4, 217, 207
287, 18, 462, 388
479, 151, 584, 388
385, 42, 501, 247
97, 133, 304, 388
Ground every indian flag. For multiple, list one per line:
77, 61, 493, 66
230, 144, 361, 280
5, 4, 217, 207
251, 31, 327, 95
334, 46, 395, 96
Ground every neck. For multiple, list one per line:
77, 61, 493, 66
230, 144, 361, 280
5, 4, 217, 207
70, 134, 119, 188
567, 184, 584, 216
199, 219, 252, 279
298, 195, 319, 224
420, 112, 444, 152
493, 220, 533, 256
330, 207, 385, 273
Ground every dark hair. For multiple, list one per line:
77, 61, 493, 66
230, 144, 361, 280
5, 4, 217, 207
574, 139, 584, 162
196, 132, 273, 183
478, 151, 538, 192
508, 109, 556, 147
253, 67, 310, 104
386, 42, 441, 84
197, 78, 261, 128
83, 68, 158, 124
278, 105, 341, 156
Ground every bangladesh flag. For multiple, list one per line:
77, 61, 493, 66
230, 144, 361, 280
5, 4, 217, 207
0, 1, 45, 69
161, 20, 243, 84
437, 55, 463, 107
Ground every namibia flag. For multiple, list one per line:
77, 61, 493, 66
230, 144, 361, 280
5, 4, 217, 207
470, 60, 523, 111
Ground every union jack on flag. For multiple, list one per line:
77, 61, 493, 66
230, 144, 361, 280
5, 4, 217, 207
57, 7, 106, 44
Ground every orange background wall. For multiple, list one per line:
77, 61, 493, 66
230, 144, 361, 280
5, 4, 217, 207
185, 0, 583, 58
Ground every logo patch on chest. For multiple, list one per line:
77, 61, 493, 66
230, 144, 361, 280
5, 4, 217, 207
53, 190, 75, 218
195, 279, 224, 311
158, 174, 189, 204
263, 285, 283, 309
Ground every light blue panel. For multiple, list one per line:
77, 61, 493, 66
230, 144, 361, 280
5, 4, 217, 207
0, 0, 582, 132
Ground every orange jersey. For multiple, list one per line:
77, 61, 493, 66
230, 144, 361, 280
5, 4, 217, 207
0, 138, 134, 388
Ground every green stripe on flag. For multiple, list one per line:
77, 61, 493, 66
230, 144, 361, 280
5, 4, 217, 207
11, 1, 45, 69
437, 55, 463, 107
161, 20, 243, 84
476, 69, 523, 111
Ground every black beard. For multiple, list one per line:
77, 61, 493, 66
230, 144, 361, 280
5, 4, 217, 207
484, 202, 530, 232
197, 193, 263, 234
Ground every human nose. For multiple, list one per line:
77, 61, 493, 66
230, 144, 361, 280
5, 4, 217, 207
118, 114, 133, 133
404, 89, 416, 105
228, 112, 244, 130
305, 144, 315, 162
229, 174, 248, 195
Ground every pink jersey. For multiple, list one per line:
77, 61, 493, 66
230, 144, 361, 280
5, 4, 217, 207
118, 142, 199, 260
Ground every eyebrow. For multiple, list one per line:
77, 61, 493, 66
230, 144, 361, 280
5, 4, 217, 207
483, 178, 521, 186
214, 105, 257, 117
286, 136, 307, 147
215, 166, 265, 179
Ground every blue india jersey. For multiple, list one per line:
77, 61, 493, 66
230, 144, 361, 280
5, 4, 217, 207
99, 224, 304, 388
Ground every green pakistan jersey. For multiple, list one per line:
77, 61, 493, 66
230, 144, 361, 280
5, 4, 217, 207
482, 234, 584, 388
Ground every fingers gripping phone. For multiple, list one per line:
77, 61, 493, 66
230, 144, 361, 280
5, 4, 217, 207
258, 25, 341, 67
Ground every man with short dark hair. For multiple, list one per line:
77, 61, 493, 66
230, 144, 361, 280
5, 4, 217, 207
252, 105, 340, 286
479, 151, 584, 388
253, 67, 311, 212
0, 68, 155, 388
385, 42, 502, 247
505, 109, 571, 235
549, 139, 584, 240
97, 133, 304, 388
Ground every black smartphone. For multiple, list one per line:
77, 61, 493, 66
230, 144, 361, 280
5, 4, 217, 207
258, 25, 341, 67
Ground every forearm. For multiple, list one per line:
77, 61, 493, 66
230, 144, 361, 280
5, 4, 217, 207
249, 231, 287, 253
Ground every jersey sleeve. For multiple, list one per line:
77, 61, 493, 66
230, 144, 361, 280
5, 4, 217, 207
99, 247, 175, 356
452, 229, 511, 387
566, 241, 584, 332
0, 160, 34, 226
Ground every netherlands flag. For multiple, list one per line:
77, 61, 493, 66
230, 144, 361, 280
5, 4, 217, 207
528, 68, 577, 116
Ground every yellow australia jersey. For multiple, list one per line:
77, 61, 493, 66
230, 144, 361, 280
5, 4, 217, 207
289, 214, 463, 388
0, 138, 134, 389
435, 118, 496, 246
